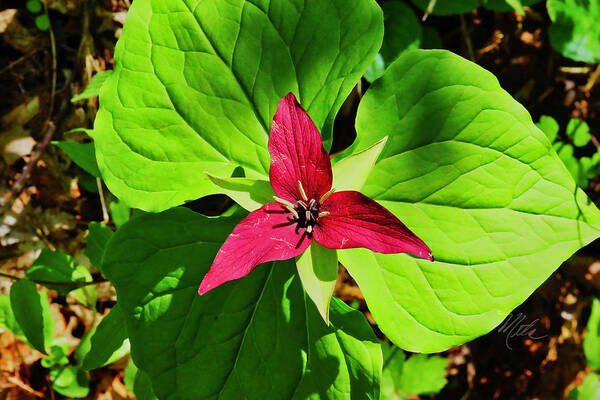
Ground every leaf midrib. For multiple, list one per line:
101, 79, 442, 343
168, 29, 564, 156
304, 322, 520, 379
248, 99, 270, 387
183, 0, 269, 136
216, 266, 274, 399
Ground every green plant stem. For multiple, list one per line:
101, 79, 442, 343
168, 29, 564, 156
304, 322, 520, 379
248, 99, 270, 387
382, 346, 399, 370
96, 177, 109, 223
460, 14, 475, 62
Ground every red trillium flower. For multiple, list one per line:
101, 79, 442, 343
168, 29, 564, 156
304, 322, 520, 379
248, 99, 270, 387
198, 93, 433, 295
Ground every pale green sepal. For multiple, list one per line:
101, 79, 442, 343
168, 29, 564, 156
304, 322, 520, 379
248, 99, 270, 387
296, 242, 338, 325
332, 137, 388, 192
206, 173, 274, 211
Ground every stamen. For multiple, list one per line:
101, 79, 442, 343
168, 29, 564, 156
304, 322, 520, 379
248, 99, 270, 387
297, 180, 308, 202
273, 196, 295, 209
285, 205, 299, 219
308, 199, 316, 208
306, 225, 313, 233
305, 210, 311, 221
318, 211, 330, 218
297, 200, 307, 208
319, 188, 335, 204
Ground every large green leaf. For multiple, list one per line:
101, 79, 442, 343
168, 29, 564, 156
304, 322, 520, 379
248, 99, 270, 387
49, 366, 90, 398
110, 196, 132, 228
85, 222, 114, 271
53, 141, 100, 177
70, 281, 98, 309
547, 0, 600, 63
124, 360, 159, 400
411, 0, 481, 15
393, 354, 448, 395
93, 0, 383, 212
567, 118, 592, 148
380, 344, 448, 399
10, 280, 55, 353
584, 298, 600, 369
569, 373, 600, 400
365, 1, 422, 82
380, 345, 406, 400
536, 115, 560, 143
339, 49, 600, 352
0, 295, 26, 341
102, 208, 382, 400
80, 304, 130, 370
26, 249, 91, 294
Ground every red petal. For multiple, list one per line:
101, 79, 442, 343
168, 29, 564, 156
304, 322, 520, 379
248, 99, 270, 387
269, 93, 333, 202
313, 191, 433, 260
198, 203, 311, 295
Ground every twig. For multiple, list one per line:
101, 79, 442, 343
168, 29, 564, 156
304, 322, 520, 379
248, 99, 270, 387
47, 374, 55, 400
460, 14, 475, 62
0, 271, 107, 287
422, 0, 437, 21
583, 64, 600, 93
523, 7, 544, 22
4, 122, 57, 204
590, 134, 600, 149
43, 0, 58, 122
537, 87, 554, 102
1, 373, 45, 398
30, 224, 56, 251
0, 49, 39, 76
559, 66, 592, 74
97, 177, 109, 223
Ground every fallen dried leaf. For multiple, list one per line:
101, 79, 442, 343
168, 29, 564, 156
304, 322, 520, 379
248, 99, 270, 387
0, 9, 17, 34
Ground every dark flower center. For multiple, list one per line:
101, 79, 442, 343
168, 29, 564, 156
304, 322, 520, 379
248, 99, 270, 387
273, 181, 333, 234
296, 199, 320, 230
